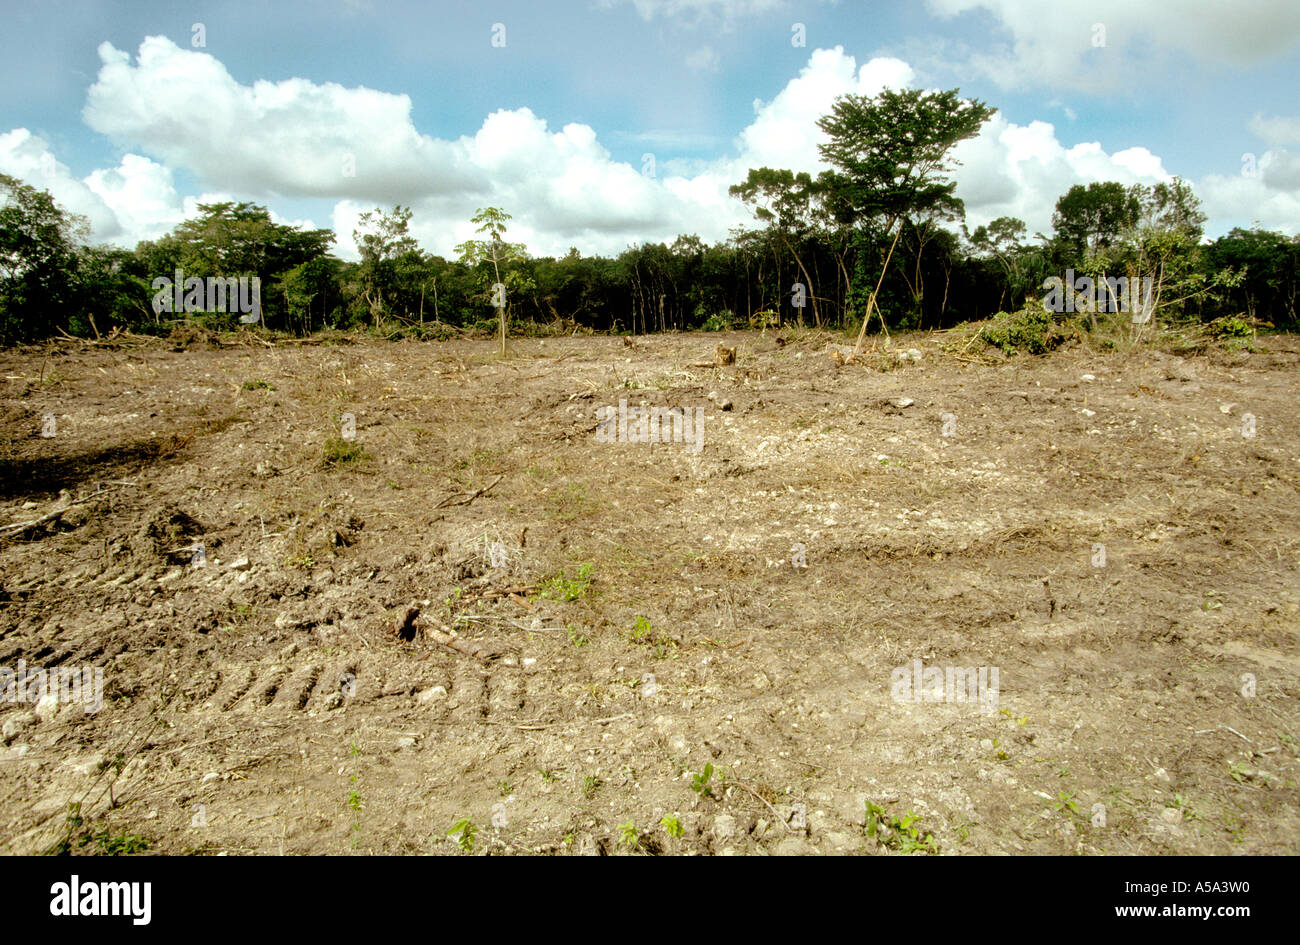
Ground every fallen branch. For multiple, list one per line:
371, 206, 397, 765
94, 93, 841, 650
1, 484, 128, 537
398, 606, 498, 661
434, 474, 504, 510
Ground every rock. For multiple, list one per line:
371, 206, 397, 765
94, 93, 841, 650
2, 714, 33, 742
1161, 807, 1183, 825
717, 398, 733, 411
1081, 374, 1096, 381
417, 685, 448, 704
202, 772, 220, 784
712, 814, 737, 840
888, 397, 915, 409
822, 830, 859, 852
395, 736, 418, 750
228, 556, 251, 571
773, 836, 816, 856
34, 693, 60, 721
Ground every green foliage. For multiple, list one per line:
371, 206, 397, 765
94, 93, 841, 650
48, 803, 151, 856
660, 814, 685, 839
0, 173, 86, 343
1209, 315, 1254, 338
447, 818, 476, 852
617, 820, 639, 850
701, 310, 735, 331
538, 562, 593, 601
983, 302, 1066, 355
691, 763, 715, 798
321, 436, 370, 468
864, 801, 939, 854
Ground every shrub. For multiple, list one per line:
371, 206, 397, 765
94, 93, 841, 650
983, 302, 1067, 355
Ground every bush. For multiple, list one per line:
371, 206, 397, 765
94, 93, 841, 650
984, 302, 1067, 355
1208, 315, 1253, 339
701, 310, 735, 332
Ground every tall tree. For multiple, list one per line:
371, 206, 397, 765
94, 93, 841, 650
816, 87, 994, 348
0, 173, 87, 343
354, 205, 418, 328
454, 207, 529, 354
730, 167, 823, 327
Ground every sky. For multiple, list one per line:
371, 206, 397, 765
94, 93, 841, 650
1, 0, 1298, 261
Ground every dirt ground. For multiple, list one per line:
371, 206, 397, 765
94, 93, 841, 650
1, 326, 1297, 855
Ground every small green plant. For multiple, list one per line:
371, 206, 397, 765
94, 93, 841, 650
448, 818, 476, 852
566, 624, 589, 647
1052, 791, 1079, 815
539, 562, 593, 601
1172, 793, 1204, 822
48, 803, 151, 856
497, 779, 514, 796
322, 436, 370, 469
87, 828, 151, 856
617, 820, 639, 850
538, 766, 562, 784
660, 814, 684, 839
582, 774, 602, 799
241, 379, 274, 391
691, 763, 715, 798
630, 615, 652, 643
347, 788, 362, 812
864, 801, 939, 854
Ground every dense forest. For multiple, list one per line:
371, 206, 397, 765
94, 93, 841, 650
2, 87, 1296, 346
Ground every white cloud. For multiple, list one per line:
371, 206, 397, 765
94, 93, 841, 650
1249, 113, 1300, 148
927, 0, 1300, 91
7, 36, 1298, 260
83, 37, 485, 204
685, 45, 722, 72
0, 128, 186, 244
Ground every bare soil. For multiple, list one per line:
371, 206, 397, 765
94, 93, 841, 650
1, 328, 1297, 855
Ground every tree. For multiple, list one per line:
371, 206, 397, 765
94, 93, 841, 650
730, 167, 823, 327
353, 206, 418, 328
0, 173, 87, 343
1051, 182, 1139, 259
816, 87, 995, 348
455, 207, 529, 355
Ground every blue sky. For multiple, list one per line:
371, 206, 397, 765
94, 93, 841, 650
2, 0, 1298, 258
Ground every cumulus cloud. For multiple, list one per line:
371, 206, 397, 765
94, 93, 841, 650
1248, 113, 1300, 148
0, 128, 188, 243
6, 36, 1297, 257
83, 37, 485, 204
926, 0, 1300, 91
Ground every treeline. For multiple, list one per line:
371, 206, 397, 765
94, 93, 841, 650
2, 88, 1297, 345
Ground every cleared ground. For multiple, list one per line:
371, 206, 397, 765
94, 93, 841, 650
1, 327, 1297, 855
